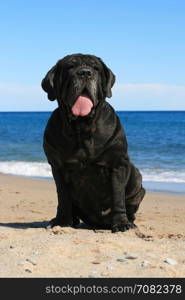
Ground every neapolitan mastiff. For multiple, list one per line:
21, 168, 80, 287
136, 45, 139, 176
41, 54, 145, 232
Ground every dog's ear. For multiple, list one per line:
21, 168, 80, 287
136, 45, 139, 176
41, 64, 58, 101
98, 58, 116, 98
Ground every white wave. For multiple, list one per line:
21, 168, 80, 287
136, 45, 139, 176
0, 162, 185, 183
0, 161, 52, 178
141, 168, 185, 183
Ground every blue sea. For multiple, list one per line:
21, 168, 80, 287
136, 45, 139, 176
0, 111, 185, 194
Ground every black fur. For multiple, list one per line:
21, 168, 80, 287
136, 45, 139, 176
41, 54, 145, 232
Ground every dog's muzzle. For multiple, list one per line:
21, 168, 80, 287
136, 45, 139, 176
71, 67, 94, 117
76, 68, 93, 79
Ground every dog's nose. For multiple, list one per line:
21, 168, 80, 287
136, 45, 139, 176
77, 68, 92, 78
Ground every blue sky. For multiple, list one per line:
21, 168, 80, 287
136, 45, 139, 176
0, 0, 185, 111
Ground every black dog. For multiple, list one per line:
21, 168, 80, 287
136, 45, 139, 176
41, 54, 145, 233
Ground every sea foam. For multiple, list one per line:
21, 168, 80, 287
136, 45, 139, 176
0, 161, 185, 183
142, 168, 185, 183
0, 161, 52, 178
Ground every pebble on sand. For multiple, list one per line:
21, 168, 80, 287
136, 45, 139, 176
116, 258, 126, 262
125, 254, 138, 259
164, 258, 177, 265
106, 264, 116, 270
17, 261, 25, 266
25, 269, 32, 273
101, 272, 109, 277
141, 261, 149, 268
91, 261, 101, 264
26, 257, 37, 266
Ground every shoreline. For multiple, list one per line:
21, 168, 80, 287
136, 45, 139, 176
1, 172, 185, 195
0, 173, 185, 277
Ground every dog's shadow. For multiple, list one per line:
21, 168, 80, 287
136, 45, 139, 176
0, 221, 95, 230
0, 221, 49, 230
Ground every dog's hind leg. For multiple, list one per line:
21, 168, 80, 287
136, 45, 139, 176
126, 204, 138, 226
111, 167, 136, 233
126, 186, 145, 226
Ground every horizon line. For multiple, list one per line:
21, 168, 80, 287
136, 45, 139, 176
1, 110, 185, 113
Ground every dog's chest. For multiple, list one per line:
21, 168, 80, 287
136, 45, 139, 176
68, 121, 96, 161
68, 164, 113, 225
74, 139, 95, 161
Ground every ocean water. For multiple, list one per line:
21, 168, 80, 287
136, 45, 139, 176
0, 111, 185, 194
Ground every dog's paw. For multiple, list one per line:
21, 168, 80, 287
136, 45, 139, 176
111, 222, 136, 233
46, 218, 72, 229
72, 216, 80, 228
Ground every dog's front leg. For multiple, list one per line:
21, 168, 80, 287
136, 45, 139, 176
111, 167, 135, 233
47, 167, 75, 228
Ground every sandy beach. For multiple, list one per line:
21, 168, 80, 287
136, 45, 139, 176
0, 173, 185, 278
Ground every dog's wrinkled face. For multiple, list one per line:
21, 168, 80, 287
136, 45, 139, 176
42, 54, 115, 117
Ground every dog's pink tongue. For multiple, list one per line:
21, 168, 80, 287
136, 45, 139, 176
71, 95, 93, 116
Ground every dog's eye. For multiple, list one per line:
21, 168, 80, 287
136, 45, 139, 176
68, 65, 74, 70
93, 65, 99, 71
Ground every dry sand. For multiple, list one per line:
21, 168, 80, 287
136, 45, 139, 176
0, 173, 185, 278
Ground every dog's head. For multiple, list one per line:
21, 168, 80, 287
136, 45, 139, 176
41, 54, 115, 117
